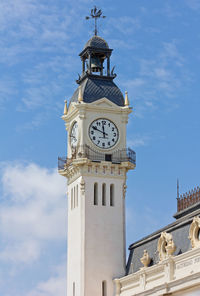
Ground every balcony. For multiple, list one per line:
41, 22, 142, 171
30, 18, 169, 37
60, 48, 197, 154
58, 144, 136, 171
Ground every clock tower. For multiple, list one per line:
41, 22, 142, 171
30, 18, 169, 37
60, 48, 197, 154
58, 17, 136, 296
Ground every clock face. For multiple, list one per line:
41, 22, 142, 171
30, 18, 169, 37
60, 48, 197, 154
70, 121, 78, 148
89, 118, 119, 149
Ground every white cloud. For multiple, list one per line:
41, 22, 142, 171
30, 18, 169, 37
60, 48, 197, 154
185, 0, 200, 10
0, 78, 16, 108
0, 162, 67, 263
27, 262, 67, 296
27, 275, 66, 296
17, 55, 78, 113
108, 16, 140, 35
0, 240, 41, 264
0, 0, 87, 115
121, 40, 190, 116
125, 78, 145, 88
127, 134, 150, 148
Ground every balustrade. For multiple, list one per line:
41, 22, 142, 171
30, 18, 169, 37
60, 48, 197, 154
58, 144, 136, 171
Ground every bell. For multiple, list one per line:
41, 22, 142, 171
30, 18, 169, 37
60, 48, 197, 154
91, 57, 102, 72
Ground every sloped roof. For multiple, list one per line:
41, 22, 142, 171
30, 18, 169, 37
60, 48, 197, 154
84, 36, 109, 50
126, 203, 200, 275
70, 77, 124, 106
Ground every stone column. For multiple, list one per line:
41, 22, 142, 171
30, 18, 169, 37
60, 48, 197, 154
107, 55, 110, 76
82, 58, 85, 74
88, 54, 91, 74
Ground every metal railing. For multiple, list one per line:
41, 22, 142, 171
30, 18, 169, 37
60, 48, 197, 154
177, 186, 200, 212
58, 145, 136, 171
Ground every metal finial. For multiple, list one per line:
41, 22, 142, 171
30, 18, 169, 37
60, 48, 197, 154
85, 6, 106, 36
125, 91, 129, 106
78, 85, 83, 102
177, 178, 179, 199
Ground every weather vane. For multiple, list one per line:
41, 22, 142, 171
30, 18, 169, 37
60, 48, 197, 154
86, 6, 106, 36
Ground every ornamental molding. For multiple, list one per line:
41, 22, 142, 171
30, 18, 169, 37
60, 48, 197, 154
80, 177, 85, 194
116, 247, 200, 296
63, 98, 132, 123
60, 160, 128, 181
123, 183, 127, 199
157, 232, 176, 261
189, 216, 200, 248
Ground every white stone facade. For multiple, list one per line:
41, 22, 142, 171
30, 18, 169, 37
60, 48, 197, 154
115, 227, 200, 296
60, 98, 134, 296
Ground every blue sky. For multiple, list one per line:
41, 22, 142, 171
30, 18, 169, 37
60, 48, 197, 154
0, 0, 200, 295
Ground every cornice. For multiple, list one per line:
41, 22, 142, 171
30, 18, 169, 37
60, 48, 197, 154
59, 159, 133, 184
62, 98, 132, 124
118, 247, 200, 296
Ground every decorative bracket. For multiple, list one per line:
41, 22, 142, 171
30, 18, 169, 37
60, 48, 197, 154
80, 177, 85, 194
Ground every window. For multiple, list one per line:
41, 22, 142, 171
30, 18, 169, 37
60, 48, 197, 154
102, 183, 106, 206
102, 281, 107, 296
94, 183, 98, 205
110, 184, 114, 206
76, 185, 78, 207
71, 188, 73, 209
73, 282, 75, 296
73, 186, 76, 208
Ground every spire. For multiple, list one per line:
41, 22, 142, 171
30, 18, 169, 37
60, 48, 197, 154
125, 91, 129, 106
85, 6, 106, 36
177, 178, 179, 199
64, 100, 68, 115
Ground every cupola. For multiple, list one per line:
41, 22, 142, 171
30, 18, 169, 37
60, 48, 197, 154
69, 6, 124, 107
79, 35, 113, 77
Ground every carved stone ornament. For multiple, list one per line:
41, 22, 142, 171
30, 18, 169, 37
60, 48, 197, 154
80, 177, 85, 194
157, 232, 176, 261
189, 216, 200, 248
123, 183, 127, 199
166, 238, 176, 256
140, 250, 151, 268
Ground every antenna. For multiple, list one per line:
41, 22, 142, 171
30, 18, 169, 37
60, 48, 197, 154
177, 178, 180, 199
85, 6, 106, 36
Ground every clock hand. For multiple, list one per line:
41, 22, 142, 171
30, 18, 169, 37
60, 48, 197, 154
102, 124, 106, 138
92, 126, 108, 136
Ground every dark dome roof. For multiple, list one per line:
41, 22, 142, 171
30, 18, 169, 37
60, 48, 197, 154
70, 77, 124, 106
84, 36, 109, 49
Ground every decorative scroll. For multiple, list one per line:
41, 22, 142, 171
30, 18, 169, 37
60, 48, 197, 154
189, 216, 200, 248
157, 232, 176, 261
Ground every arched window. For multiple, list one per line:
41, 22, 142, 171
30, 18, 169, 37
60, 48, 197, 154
74, 186, 76, 208
76, 185, 78, 207
102, 183, 106, 206
73, 282, 75, 296
94, 183, 98, 205
102, 281, 107, 296
110, 184, 114, 206
71, 188, 73, 209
